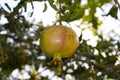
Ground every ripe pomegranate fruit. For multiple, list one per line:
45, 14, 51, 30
40, 25, 79, 59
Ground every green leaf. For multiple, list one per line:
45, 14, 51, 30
60, 0, 71, 4
30, 11, 34, 17
48, 0, 58, 11
106, 6, 118, 19
5, 3, 11, 11
62, 8, 84, 22
43, 3, 47, 12
79, 33, 82, 42
108, 56, 117, 64
91, 16, 98, 29
0, 35, 6, 43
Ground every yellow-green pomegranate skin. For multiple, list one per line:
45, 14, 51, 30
40, 25, 79, 58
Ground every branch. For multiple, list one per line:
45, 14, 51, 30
59, 0, 62, 25
6, 0, 26, 18
114, 0, 120, 10
113, 64, 120, 71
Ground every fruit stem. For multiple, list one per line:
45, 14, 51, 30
59, 0, 62, 25
52, 53, 62, 65
51, 53, 63, 75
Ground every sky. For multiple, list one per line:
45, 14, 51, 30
0, 0, 120, 79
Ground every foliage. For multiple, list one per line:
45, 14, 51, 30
0, 0, 120, 80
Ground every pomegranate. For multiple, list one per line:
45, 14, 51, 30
40, 25, 79, 74
40, 25, 79, 59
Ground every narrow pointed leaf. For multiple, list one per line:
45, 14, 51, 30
43, 3, 47, 12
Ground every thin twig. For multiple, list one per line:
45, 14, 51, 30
59, 0, 62, 25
